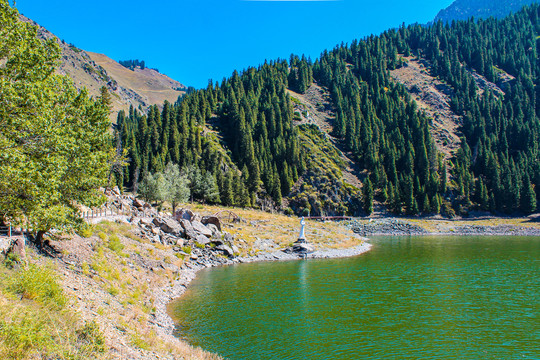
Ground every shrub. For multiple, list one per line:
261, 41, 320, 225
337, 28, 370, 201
76, 321, 106, 354
107, 235, 124, 255
6, 264, 66, 310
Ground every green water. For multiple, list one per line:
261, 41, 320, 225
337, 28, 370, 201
172, 236, 540, 359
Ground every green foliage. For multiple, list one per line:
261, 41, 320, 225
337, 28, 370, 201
363, 178, 374, 215
0, 1, 111, 235
75, 320, 106, 354
289, 125, 360, 216
6, 263, 66, 310
115, 4, 540, 217
107, 235, 125, 255
181, 246, 192, 254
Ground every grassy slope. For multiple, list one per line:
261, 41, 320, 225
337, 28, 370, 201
0, 204, 366, 359
87, 52, 185, 109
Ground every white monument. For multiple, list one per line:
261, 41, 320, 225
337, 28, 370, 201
297, 217, 306, 243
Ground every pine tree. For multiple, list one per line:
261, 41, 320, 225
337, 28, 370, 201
363, 178, 374, 215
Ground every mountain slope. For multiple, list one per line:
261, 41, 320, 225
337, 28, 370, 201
115, 5, 539, 217
21, 15, 186, 120
434, 0, 537, 22
87, 52, 185, 110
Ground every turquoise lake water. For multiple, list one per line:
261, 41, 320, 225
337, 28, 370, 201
172, 236, 540, 359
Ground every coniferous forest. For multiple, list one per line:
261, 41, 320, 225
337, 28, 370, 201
113, 4, 540, 217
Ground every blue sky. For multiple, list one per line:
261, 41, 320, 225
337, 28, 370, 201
16, 0, 454, 88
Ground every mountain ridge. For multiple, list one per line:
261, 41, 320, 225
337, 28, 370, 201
20, 15, 186, 121
434, 0, 538, 22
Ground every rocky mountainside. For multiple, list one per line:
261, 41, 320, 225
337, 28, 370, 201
434, 0, 537, 22
20, 16, 186, 121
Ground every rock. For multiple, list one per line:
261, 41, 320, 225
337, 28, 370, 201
223, 232, 234, 243
176, 239, 185, 247
292, 242, 314, 253
201, 216, 221, 231
175, 209, 195, 222
151, 227, 160, 235
190, 253, 198, 260
191, 221, 212, 238
180, 220, 199, 240
133, 198, 145, 208
210, 237, 224, 246
112, 186, 121, 196
232, 245, 239, 254
195, 234, 211, 246
206, 224, 221, 238
11, 238, 27, 264
152, 217, 183, 236
0, 238, 12, 256
216, 244, 234, 257
139, 218, 153, 228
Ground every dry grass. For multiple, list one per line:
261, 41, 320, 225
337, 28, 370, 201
60, 220, 222, 359
0, 262, 107, 360
186, 203, 363, 255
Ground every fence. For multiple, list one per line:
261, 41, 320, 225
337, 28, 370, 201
80, 204, 133, 219
80, 203, 133, 219
0, 225, 12, 237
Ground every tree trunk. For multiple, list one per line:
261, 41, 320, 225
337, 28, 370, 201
35, 230, 47, 248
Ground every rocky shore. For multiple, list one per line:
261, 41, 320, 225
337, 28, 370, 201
7, 189, 538, 359
348, 217, 540, 236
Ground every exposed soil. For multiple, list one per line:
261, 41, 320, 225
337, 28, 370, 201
390, 57, 462, 158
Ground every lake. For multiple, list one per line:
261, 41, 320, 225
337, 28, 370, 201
171, 236, 540, 359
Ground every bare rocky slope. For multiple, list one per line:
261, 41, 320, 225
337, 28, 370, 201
21, 16, 186, 121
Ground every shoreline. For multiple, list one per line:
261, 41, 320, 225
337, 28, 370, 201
152, 241, 372, 346
152, 217, 540, 354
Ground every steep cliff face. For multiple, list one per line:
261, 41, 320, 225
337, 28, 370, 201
434, 0, 537, 22
20, 15, 186, 121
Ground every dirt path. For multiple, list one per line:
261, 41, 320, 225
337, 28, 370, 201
390, 57, 462, 158
288, 83, 364, 189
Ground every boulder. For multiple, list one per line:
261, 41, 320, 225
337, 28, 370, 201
180, 219, 199, 240
0, 238, 12, 256
133, 198, 145, 209
175, 209, 196, 222
292, 241, 313, 253
223, 232, 234, 243
176, 239, 185, 247
152, 217, 183, 236
216, 244, 234, 257
195, 234, 211, 246
201, 216, 221, 231
191, 221, 213, 238
206, 224, 221, 238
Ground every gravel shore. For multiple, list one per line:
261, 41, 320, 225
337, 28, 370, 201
348, 218, 540, 236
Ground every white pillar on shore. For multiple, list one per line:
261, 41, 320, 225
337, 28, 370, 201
298, 217, 306, 243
